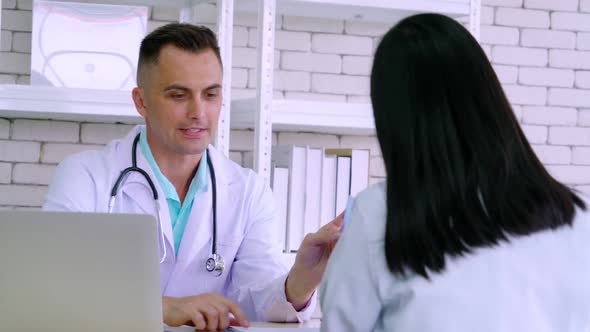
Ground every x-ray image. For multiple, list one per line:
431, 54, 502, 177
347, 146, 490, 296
31, 1, 148, 90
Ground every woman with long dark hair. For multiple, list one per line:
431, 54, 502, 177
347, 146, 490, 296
320, 13, 590, 332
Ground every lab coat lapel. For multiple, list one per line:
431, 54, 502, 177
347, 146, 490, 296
173, 147, 238, 266
117, 127, 175, 258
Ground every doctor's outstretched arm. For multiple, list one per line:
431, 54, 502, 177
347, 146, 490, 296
285, 214, 344, 310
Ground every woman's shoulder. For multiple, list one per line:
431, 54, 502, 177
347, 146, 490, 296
351, 181, 388, 241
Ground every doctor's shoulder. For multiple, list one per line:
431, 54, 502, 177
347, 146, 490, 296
44, 142, 120, 212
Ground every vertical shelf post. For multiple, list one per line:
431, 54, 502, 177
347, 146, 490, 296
254, 0, 276, 183
215, 0, 234, 156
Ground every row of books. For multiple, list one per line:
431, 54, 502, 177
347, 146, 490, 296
271, 145, 370, 253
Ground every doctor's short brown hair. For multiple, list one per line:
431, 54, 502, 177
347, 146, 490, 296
136, 23, 222, 86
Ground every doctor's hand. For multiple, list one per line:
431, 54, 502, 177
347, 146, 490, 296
162, 294, 249, 331
285, 213, 344, 311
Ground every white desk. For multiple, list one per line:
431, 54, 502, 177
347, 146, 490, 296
165, 320, 321, 331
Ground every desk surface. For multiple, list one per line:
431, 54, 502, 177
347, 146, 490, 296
164, 320, 321, 331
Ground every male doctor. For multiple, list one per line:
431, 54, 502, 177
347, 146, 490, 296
43, 23, 342, 331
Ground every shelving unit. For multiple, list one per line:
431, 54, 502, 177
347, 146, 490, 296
242, 0, 481, 183
0, 0, 234, 156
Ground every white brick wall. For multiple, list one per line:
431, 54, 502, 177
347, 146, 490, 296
494, 65, 518, 84
496, 8, 550, 28
2, 0, 16, 9
573, 147, 590, 164
492, 46, 548, 66
311, 34, 373, 55
12, 32, 30, 53
17, 0, 32, 11
482, 0, 522, 7
0, 184, 46, 206
532, 145, 571, 164
282, 16, 343, 34
521, 125, 548, 143
342, 56, 372, 76
284, 92, 346, 102
579, 33, 590, 50
0, 119, 9, 139
249, 30, 311, 52
1, 10, 32, 31
550, 50, 590, 69
311, 73, 369, 95
549, 88, 590, 108
521, 29, 576, 49
481, 25, 519, 45
481, 6, 495, 25
0, 52, 30, 74
0, 162, 11, 183
549, 126, 590, 145
576, 71, 590, 89
41, 143, 101, 164
277, 132, 339, 147
522, 106, 578, 125
80, 124, 133, 144
229, 130, 255, 152
546, 165, 590, 185
1, 31, 11, 51
340, 136, 381, 156
525, 0, 579, 11
11, 120, 79, 142
518, 67, 574, 87
344, 21, 389, 37
0, 140, 39, 162
232, 68, 248, 88
504, 85, 547, 105
551, 12, 590, 32
281, 52, 341, 74
580, 110, 590, 126
12, 163, 55, 185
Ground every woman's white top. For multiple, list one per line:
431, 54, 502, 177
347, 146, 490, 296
320, 182, 590, 332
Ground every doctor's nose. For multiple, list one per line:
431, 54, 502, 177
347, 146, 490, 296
187, 97, 206, 119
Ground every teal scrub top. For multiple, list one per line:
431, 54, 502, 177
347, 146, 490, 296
139, 127, 209, 255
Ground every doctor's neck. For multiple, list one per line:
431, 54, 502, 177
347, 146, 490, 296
146, 131, 203, 204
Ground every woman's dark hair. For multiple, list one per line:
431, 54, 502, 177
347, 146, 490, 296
371, 13, 586, 279
137, 23, 221, 85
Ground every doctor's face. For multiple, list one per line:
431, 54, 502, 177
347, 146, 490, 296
133, 45, 223, 157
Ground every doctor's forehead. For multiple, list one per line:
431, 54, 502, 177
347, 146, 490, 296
156, 47, 222, 87
138, 45, 222, 89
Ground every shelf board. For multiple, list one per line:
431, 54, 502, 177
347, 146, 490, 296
235, 0, 471, 23
0, 85, 143, 124
231, 98, 375, 136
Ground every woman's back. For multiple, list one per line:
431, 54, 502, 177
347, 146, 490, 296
321, 182, 590, 331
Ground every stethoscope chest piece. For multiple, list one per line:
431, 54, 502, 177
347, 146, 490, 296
206, 254, 224, 277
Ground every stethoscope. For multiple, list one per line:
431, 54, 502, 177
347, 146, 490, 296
107, 133, 225, 277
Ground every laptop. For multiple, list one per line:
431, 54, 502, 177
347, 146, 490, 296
0, 211, 163, 332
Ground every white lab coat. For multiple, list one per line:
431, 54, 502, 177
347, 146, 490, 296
320, 182, 590, 332
43, 125, 315, 322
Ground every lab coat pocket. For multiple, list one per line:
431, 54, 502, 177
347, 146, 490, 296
217, 236, 243, 266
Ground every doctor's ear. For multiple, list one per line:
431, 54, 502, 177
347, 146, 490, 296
132, 87, 149, 117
